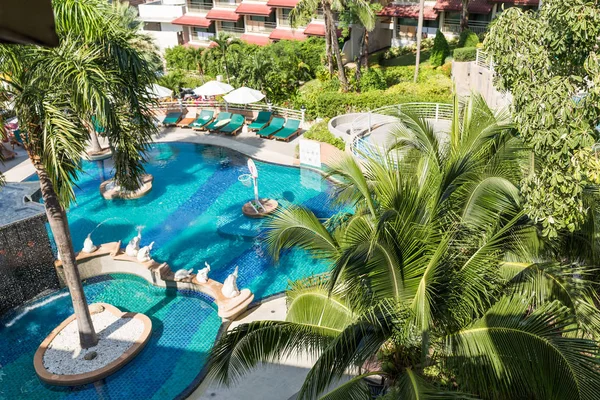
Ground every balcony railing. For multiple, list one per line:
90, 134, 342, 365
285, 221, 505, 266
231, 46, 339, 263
219, 26, 245, 37
187, 1, 213, 11
193, 31, 216, 41
214, 0, 239, 8
246, 21, 276, 33
278, 14, 291, 27
396, 25, 437, 40
442, 19, 488, 35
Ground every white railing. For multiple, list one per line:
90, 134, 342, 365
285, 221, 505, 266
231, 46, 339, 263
246, 21, 276, 33
475, 48, 494, 71
442, 19, 489, 35
350, 102, 453, 157
214, 0, 239, 8
153, 100, 305, 121
218, 26, 245, 37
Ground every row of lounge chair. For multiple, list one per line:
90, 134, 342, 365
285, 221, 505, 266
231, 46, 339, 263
161, 110, 302, 142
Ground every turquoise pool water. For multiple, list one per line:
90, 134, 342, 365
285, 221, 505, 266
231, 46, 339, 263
32, 142, 339, 299
0, 274, 222, 400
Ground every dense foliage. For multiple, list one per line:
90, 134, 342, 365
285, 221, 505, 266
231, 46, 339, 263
430, 31, 450, 67
458, 29, 479, 48
164, 37, 325, 103
297, 65, 452, 119
485, 0, 600, 237
207, 94, 600, 399
453, 47, 477, 62
303, 119, 345, 150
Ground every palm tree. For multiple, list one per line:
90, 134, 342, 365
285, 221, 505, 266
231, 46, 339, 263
0, 0, 157, 348
293, 0, 374, 92
202, 33, 242, 84
414, 0, 425, 82
207, 95, 600, 398
461, 0, 470, 31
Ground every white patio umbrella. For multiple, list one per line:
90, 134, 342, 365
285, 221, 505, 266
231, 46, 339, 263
193, 80, 234, 97
149, 83, 173, 98
223, 87, 265, 105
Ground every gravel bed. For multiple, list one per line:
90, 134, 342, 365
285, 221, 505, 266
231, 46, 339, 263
43, 309, 145, 375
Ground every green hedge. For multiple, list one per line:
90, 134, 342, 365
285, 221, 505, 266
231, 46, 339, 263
453, 47, 478, 62
298, 76, 452, 120
303, 119, 345, 150
458, 29, 479, 48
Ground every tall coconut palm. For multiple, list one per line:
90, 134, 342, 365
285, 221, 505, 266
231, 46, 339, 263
0, 0, 157, 348
414, 0, 426, 82
207, 95, 600, 398
293, 0, 374, 92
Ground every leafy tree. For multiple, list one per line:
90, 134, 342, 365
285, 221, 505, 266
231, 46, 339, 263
201, 33, 242, 84
165, 45, 198, 70
430, 30, 450, 67
484, 0, 600, 237
206, 94, 600, 398
0, 0, 157, 347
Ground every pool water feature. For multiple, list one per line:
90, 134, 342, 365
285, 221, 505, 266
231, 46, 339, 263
30, 142, 341, 299
0, 274, 221, 400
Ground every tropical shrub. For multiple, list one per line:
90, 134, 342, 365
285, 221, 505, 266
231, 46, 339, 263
358, 68, 386, 92
165, 46, 201, 70
303, 119, 345, 150
453, 47, 478, 62
430, 30, 450, 67
207, 94, 600, 399
458, 28, 479, 48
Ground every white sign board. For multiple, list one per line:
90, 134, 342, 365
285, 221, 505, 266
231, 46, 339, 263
299, 139, 321, 168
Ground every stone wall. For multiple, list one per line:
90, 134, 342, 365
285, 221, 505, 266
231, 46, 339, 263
0, 215, 59, 315
452, 61, 512, 110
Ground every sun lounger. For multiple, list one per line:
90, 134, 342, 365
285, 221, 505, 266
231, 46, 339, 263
162, 112, 182, 127
272, 119, 301, 142
177, 117, 196, 128
1, 143, 16, 160
247, 111, 272, 131
207, 112, 232, 132
219, 114, 245, 135
191, 110, 215, 130
256, 117, 285, 138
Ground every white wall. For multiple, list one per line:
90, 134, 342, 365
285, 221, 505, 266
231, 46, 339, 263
453, 61, 512, 109
138, 1, 185, 21
145, 30, 181, 52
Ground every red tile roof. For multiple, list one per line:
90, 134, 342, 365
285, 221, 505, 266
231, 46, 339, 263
434, 0, 493, 14
269, 28, 307, 41
236, 3, 273, 15
171, 15, 213, 27
206, 9, 241, 21
303, 22, 326, 36
378, 4, 438, 20
266, 0, 299, 7
489, 0, 538, 4
240, 33, 271, 45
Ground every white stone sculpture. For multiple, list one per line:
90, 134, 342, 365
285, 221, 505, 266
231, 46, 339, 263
221, 266, 240, 298
82, 234, 97, 253
137, 241, 154, 262
196, 262, 211, 283
174, 268, 193, 281
125, 234, 141, 257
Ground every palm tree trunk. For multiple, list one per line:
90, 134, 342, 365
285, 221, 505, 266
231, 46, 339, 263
413, 0, 425, 83
324, 4, 348, 91
33, 156, 98, 348
89, 130, 103, 153
461, 0, 469, 31
362, 29, 369, 71
323, 3, 334, 77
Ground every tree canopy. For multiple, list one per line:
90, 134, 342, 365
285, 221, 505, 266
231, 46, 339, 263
484, 0, 600, 237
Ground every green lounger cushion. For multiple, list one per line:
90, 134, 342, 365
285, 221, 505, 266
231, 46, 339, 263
247, 111, 272, 131
220, 114, 245, 133
207, 112, 232, 131
272, 119, 301, 140
191, 110, 214, 128
163, 112, 182, 125
256, 117, 285, 138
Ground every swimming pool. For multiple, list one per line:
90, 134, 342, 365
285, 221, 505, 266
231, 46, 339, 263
31, 142, 340, 299
0, 274, 222, 400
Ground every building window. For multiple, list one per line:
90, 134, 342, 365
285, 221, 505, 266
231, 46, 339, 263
192, 26, 215, 41
143, 22, 161, 31
188, 0, 213, 11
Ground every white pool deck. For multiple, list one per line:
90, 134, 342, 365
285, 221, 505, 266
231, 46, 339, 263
1, 125, 301, 183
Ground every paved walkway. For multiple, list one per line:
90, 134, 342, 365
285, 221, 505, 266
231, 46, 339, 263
0, 127, 303, 183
